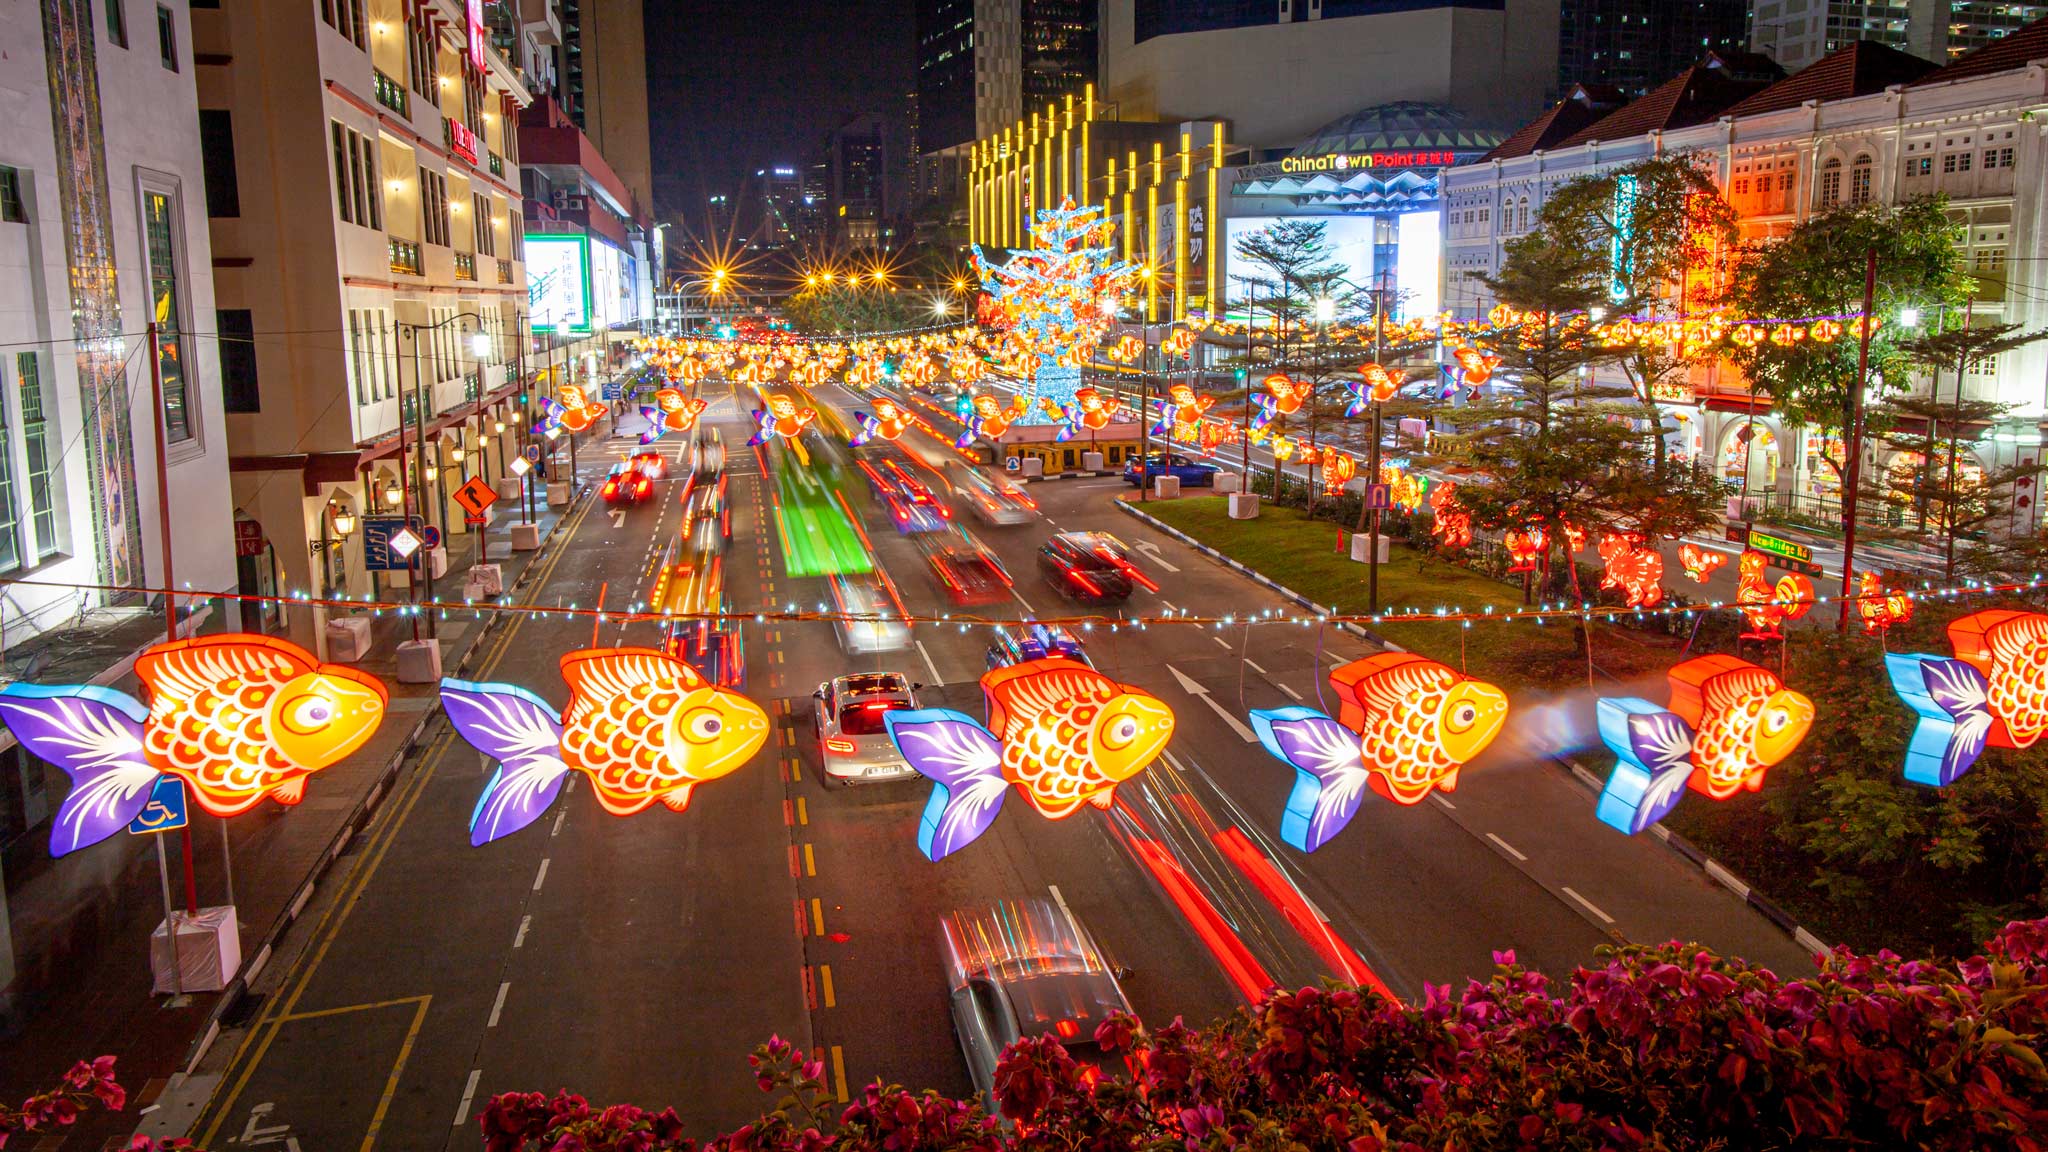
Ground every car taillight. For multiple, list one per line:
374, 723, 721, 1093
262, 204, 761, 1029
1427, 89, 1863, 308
1055, 1019, 1080, 1039
824, 737, 856, 754
602, 481, 618, 495
1070, 569, 1101, 595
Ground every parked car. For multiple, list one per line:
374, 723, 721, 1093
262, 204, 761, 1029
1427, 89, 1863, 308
944, 900, 1132, 1117
1037, 531, 1157, 604
1122, 453, 1219, 488
985, 622, 1091, 670
812, 672, 922, 785
601, 462, 654, 506
830, 573, 912, 655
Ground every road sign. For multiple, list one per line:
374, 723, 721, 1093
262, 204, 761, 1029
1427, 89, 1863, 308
388, 526, 424, 560
361, 515, 428, 571
523, 444, 542, 463
127, 777, 188, 835
452, 475, 498, 519
1363, 483, 1392, 510
418, 524, 443, 551
233, 519, 267, 558
601, 382, 623, 401
1725, 524, 1823, 576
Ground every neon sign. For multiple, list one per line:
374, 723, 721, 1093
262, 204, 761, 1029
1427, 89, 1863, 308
1276, 150, 1465, 174
467, 0, 488, 73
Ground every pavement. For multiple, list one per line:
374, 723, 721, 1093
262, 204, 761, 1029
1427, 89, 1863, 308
80, 378, 1825, 1150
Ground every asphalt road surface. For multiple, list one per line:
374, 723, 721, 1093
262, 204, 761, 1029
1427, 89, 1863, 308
182, 379, 1817, 1150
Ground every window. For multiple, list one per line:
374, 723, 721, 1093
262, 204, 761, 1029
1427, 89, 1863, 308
1733, 177, 1750, 195
346, 308, 394, 405
419, 167, 449, 246
217, 309, 258, 412
0, 167, 23, 223
406, 18, 439, 105
198, 109, 240, 217
1974, 248, 2006, 273
1820, 156, 1841, 205
1985, 147, 2014, 170
142, 189, 194, 443
0, 370, 18, 575
156, 4, 176, 70
1849, 154, 1872, 204
1912, 157, 1932, 176
320, 0, 366, 50
106, 0, 128, 47
15, 354, 58, 560
1778, 170, 1794, 192
329, 121, 380, 229
472, 193, 494, 255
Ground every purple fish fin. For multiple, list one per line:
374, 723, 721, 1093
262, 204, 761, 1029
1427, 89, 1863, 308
1885, 653, 1992, 787
954, 424, 978, 450
850, 413, 878, 447
1594, 699, 1695, 834
745, 409, 774, 447
638, 405, 666, 445
884, 708, 1007, 861
441, 679, 570, 846
1251, 707, 1368, 853
0, 685, 157, 856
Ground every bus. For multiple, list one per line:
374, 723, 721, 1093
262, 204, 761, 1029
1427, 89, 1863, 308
650, 533, 745, 686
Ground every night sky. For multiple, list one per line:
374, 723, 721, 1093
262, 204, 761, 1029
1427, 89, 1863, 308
647, 0, 915, 228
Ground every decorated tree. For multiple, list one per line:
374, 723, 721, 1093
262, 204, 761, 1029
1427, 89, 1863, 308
974, 200, 1141, 421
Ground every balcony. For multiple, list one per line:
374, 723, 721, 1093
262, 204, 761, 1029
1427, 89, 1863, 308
373, 69, 409, 118
389, 238, 422, 276
454, 252, 476, 281
489, 151, 504, 177
496, 257, 512, 284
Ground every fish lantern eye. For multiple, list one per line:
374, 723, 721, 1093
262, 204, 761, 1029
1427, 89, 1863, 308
1761, 707, 1791, 738
1446, 702, 1479, 735
282, 695, 335, 735
1100, 714, 1140, 751
682, 707, 725, 743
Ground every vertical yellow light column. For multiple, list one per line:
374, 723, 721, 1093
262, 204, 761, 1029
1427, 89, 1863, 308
1208, 123, 1224, 316
1175, 132, 1190, 322
1146, 142, 1162, 323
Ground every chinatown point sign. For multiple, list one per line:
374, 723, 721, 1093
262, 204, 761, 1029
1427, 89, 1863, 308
1242, 150, 1475, 182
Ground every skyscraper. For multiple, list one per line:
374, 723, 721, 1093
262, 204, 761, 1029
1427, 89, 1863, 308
915, 0, 1097, 157
1751, 0, 2047, 71
1557, 0, 1752, 97
555, 0, 653, 218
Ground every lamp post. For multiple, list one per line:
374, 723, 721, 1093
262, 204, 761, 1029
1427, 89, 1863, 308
400, 311, 490, 641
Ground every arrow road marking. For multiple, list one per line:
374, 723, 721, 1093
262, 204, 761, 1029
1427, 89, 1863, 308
611, 510, 627, 529
1133, 540, 1181, 573
1166, 664, 1256, 742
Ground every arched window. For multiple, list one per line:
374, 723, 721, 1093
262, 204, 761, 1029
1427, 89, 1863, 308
1517, 195, 1530, 232
1850, 153, 1873, 203
1820, 156, 1843, 206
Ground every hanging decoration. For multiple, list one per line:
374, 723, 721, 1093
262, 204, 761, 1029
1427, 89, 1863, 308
1105, 334, 1144, 364
850, 399, 914, 447
1735, 550, 1815, 637
0, 636, 388, 856
1153, 383, 1216, 438
883, 657, 1176, 861
957, 394, 1029, 448
1856, 571, 1914, 636
545, 384, 609, 434
1319, 448, 1355, 495
1885, 609, 2045, 788
1595, 655, 1815, 835
1160, 327, 1197, 358
638, 388, 709, 445
973, 200, 1141, 422
1045, 387, 1123, 443
1505, 526, 1547, 573
1678, 543, 1726, 583
1250, 654, 1508, 852
1253, 374, 1309, 427
1429, 483, 1471, 549
749, 393, 819, 464
441, 649, 770, 846
1597, 534, 1665, 609
1448, 346, 1501, 393
1345, 364, 1404, 416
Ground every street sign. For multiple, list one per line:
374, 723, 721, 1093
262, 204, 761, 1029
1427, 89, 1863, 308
127, 777, 188, 835
361, 515, 428, 571
418, 524, 443, 551
452, 475, 498, 519
1724, 524, 1824, 576
1363, 483, 1392, 510
233, 519, 267, 558
601, 382, 623, 401
523, 444, 543, 463
388, 526, 424, 560
509, 456, 531, 477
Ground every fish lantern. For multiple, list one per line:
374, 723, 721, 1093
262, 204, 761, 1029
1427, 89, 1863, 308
1595, 655, 1814, 835
1504, 526, 1546, 573
638, 388, 709, 445
552, 384, 609, 433
1161, 327, 1196, 358
1596, 533, 1664, 609
0, 636, 388, 856
1320, 448, 1355, 495
1678, 542, 1726, 583
748, 392, 817, 450
958, 394, 1026, 448
441, 649, 770, 845
1856, 571, 1914, 636
1428, 482, 1471, 549
1250, 654, 1509, 851
1256, 374, 1306, 425
851, 399, 913, 447
1450, 346, 1501, 390
1154, 383, 1216, 438
883, 657, 1176, 861
1051, 387, 1119, 443
1885, 609, 2046, 787
677, 358, 706, 384
1736, 550, 1815, 636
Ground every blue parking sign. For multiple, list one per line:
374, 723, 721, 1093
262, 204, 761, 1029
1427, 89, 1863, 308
127, 777, 188, 834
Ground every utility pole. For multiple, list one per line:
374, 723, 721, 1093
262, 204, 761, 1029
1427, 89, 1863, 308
1943, 299, 1975, 581
1359, 274, 1387, 614
1240, 280, 1254, 485
1837, 248, 1878, 634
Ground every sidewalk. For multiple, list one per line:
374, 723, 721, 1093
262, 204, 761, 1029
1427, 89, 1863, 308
0, 446, 596, 1144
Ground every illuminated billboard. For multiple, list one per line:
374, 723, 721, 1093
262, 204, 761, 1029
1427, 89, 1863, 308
1224, 216, 1375, 305
1224, 212, 1441, 320
1396, 210, 1441, 321
526, 234, 591, 333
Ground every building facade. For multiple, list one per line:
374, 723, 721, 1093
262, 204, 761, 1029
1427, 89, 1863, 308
195, 0, 538, 652
521, 92, 652, 332
553, 0, 652, 220
1441, 26, 2048, 528
1753, 0, 2048, 72
1097, 0, 1558, 153
1557, 0, 1752, 97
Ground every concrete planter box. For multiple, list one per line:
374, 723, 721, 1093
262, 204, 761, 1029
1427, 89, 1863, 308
1214, 473, 1242, 494
465, 563, 504, 598
495, 476, 523, 502
1350, 533, 1391, 564
547, 481, 571, 508
324, 616, 373, 662
396, 638, 443, 683
1152, 475, 1182, 499
510, 523, 542, 551
1020, 457, 1045, 478
1081, 451, 1105, 472
1228, 492, 1260, 519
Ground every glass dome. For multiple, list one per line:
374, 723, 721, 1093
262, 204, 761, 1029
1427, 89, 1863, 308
1291, 101, 1505, 156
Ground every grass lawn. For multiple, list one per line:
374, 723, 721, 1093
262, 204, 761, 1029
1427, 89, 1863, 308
1128, 495, 1687, 692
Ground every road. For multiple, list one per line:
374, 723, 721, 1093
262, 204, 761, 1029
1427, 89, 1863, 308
181, 379, 1817, 1149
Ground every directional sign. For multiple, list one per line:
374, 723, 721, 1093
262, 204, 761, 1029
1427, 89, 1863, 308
1726, 524, 1824, 576
127, 777, 188, 835
1363, 483, 1392, 510
452, 474, 498, 519
361, 515, 428, 571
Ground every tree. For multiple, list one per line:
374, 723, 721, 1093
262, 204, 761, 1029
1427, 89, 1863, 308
782, 282, 927, 336
1724, 198, 1973, 508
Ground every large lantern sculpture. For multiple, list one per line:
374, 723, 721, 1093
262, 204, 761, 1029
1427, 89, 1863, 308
973, 200, 1140, 422
1886, 609, 2046, 787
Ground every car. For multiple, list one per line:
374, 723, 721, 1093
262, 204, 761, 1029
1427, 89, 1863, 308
651, 538, 743, 686
601, 462, 654, 506
948, 462, 1038, 526
689, 431, 726, 479
944, 900, 1132, 1117
680, 472, 730, 545
829, 573, 912, 655
1038, 531, 1157, 605
921, 529, 1013, 607
1123, 453, 1220, 488
629, 449, 667, 482
986, 622, 1092, 670
859, 456, 954, 534
812, 672, 921, 785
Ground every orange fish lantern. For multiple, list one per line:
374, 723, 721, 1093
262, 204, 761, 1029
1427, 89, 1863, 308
440, 649, 770, 845
0, 636, 388, 855
1251, 654, 1509, 851
1736, 550, 1815, 636
1856, 571, 1914, 636
1107, 334, 1143, 363
1888, 609, 2047, 787
884, 658, 1176, 860
1505, 526, 1546, 573
1345, 364, 1404, 415
1320, 448, 1356, 495
549, 384, 608, 433
1050, 386, 1120, 442
1595, 655, 1814, 834
640, 388, 708, 439
1429, 482, 1471, 549
1161, 327, 1196, 358
1678, 543, 1726, 583
1154, 382, 1216, 438
748, 392, 818, 464
676, 358, 706, 383
1597, 533, 1664, 609
958, 394, 1027, 448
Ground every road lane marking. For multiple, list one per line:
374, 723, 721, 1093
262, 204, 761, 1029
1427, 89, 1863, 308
551, 810, 566, 837
610, 510, 626, 529
453, 1068, 483, 1127
811, 898, 825, 936
1431, 794, 1456, 811
820, 964, 836, 1008
363, 996, 432, 1149
830, 1046, 848, 1102
487, 982, 510, 1027
796, 797, 809, 825
1133, 540, 1181, 572
532, 858, 550, 892
1485, 833, 1528, 862
1562, 886, 1616, 925
1011, 587, 1037, 613
1277, 683, 1302, 701
916, 640, 945, 685
513, 915, 531, 948
1243, 659, 1268, 675
1165, 664, 1257, 741
1159, 600, 1178, 614
1212, 635, 1232, 650
803, 843, 816, 876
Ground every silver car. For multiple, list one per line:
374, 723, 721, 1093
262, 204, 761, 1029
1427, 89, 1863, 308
813, 672, 921, 785
944, 900, 1132, 1117
829, 574, 912, 654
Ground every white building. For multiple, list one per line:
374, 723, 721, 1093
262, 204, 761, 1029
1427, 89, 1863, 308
1441, 24, 2048, 527
0, 0, 237, 647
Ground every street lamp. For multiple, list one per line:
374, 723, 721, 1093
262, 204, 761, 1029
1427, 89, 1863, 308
398, 309, 491, 641
931, 297, 952, 319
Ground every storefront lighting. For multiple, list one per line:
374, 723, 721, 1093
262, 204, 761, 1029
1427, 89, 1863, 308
383, 480, 403, 507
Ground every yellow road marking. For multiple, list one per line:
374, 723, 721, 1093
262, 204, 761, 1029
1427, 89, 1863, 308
830, 1045, 848, 1102
796, 797, 808, 825
274, 994, 430, 1024
820, 965, 836, 1008
359, 996, 432, 1151
803, 843, 815, 875
811, 898, 824, 936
